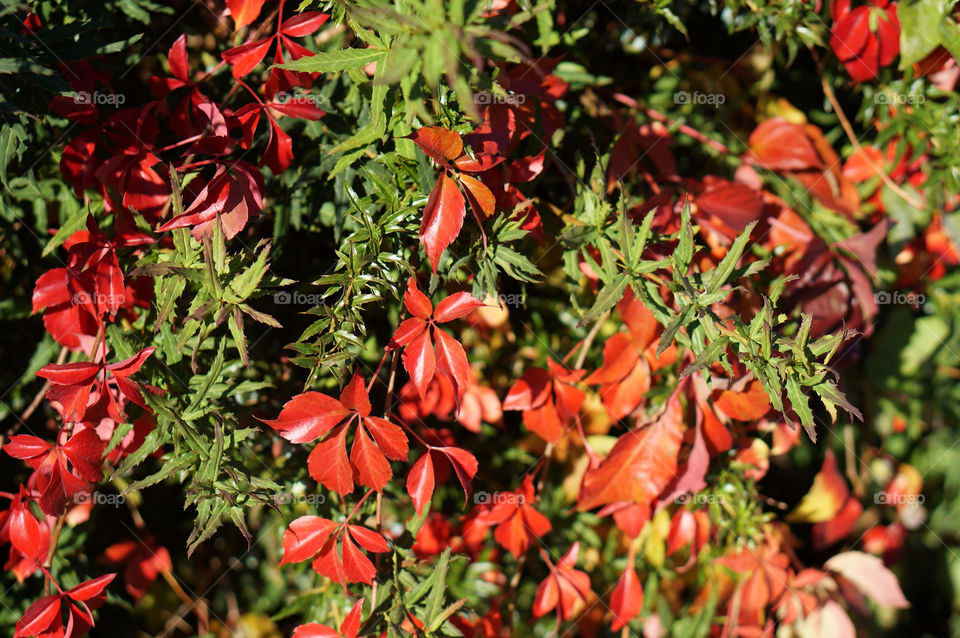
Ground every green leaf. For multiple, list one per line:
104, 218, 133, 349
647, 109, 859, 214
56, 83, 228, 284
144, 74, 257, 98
658, 306, 692, 355
680, 337, 730, 378
786, 376, 816, 442
280, 48, 385, 73
580, 277, 627, 326
43, 208, 90, 257
425, 548, 451, 626
706, 221, 757, 294
899, 0, 947, 68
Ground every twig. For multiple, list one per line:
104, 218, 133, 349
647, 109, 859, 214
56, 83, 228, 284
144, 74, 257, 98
643, 108, 736, 157
809, 47, 925, 210
574, 309, 610, 370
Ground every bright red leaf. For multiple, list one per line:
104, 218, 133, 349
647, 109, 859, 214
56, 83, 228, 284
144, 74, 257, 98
260, 372, 408, 495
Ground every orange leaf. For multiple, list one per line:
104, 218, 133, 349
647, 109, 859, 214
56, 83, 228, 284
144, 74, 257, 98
578, 391, 684, 511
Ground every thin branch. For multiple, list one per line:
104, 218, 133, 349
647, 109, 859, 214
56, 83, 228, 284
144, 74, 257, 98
809, 47, 925, 210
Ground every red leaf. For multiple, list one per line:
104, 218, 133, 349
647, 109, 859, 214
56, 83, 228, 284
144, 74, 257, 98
435, 446, 478, 505
292, 623, 340, 638
609, 565, 643, 631
168, 34, 189, 82
280, 516, 338, 565
433, 291, 484, 323
157, 166, 263, 240
583, 333, 640, 385
409, 127, 463, 164
363, 417, 408, 461
105, 347, 155, 377
263, 118, 294, 174
36, 361, 99, 386
407, 453, 435, 515
340, 532, 377, 585
403, 277, 433, 319
340, 597, 364, 638
402, 329, 436, 400
66, 573, 116, 602
532, 572, 560, 619
419, 174, 465, 273
227, 0, 266, 27
61, 428, 107, 482
876, 8, 900, 67
523, 401, 565, 443
259, 391, 350, 443
830, 6, 870, 62
350, 423, 393, 491
99, 536, 171, 601
32, 268, 71, 313
9, 497, 47, 561
478, 475, 550, 557
578, 391, 685, 511
533, 544, 592, 621
14, 595, 61, 638
433, 327, 472, 399
268, 98, 326, 120
748, 118, 823, 171
389, 317, 428, 349
222, 38, 273, 78
308, 427, 353, 496
339, 372, 371, 417
503, 367, 552, 411
4, 435, 52, 461
347, 525, 389, 553
695, 179, 764, 233
280, 12, 330, 37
